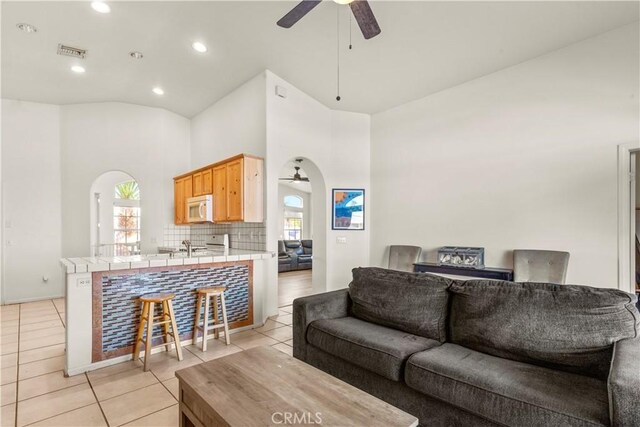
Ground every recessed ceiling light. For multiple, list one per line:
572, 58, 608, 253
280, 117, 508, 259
91, 2, 111, 14
129, 51, 144, 59
16, 23, 37, 33
192, 42, 208, 53
152, 87, 164, 96
71, 65, 86, 73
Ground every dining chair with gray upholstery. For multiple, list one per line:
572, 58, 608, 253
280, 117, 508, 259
513, 249, 570, 284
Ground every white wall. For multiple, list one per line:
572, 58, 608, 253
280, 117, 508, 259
190, 73, 266, 168
60, 103, 190, 258
371, 23, 640, 288
278, 184, 312, 240
2, 100, 63, 303
266, 70, 371, 316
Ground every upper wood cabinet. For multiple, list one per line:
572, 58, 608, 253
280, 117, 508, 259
212, 164, 227, 222
202, 169, 213, 195
174, 154, 263, 225
173, 175, 193, 225
192, 169, 213, 197
226, 159, 243, 221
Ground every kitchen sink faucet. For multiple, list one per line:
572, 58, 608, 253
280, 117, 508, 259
182, 240, 192, 257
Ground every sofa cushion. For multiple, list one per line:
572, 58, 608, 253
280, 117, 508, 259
277, 240, 287, 257
307, 316, 439, 381
348, 267, 452, 342
449, 280, 639, 380
405, 344, 610, 427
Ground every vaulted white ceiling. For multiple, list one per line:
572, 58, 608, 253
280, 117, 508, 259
2, 1, 638, 118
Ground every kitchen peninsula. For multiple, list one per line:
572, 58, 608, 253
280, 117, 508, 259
61, 249, 273, 376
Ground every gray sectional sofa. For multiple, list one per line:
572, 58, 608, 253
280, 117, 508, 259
293, 267, 640, 426
278, 240, 312, 272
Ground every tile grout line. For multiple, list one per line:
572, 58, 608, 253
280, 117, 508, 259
16, 321, 64, 333
14, 301, 22, 427
15, 300, 96, 427
150, 369, 179, 400
52, 299, 65, 327
21, 400, 98, 427
16, 349, 66, 367
14, 369, 78, 401
117, 370, 177, 426
85, 371, 111, 427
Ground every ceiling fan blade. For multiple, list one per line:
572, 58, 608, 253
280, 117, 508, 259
277, 0, 323, 28
349, 0, 381, 40
279, 178, 294, 180
300, 178, 310, 182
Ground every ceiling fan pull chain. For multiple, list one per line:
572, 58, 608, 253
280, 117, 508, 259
336, 5, 341, 101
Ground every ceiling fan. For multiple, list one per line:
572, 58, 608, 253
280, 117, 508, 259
279, 160, 310, 183
277, 0, 381, 40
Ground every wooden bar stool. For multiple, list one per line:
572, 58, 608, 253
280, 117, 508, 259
193, 287, 230, 351
133, 292, 183, 371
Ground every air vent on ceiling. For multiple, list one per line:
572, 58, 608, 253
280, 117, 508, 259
57, 44, 87, 59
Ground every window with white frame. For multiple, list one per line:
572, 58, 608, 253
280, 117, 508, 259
283, 195, 304, 240
113, 180, 141, 255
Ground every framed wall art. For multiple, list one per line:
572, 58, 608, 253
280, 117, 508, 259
332, 189, 365, 230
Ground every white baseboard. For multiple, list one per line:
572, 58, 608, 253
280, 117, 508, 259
2, 294, 65, 305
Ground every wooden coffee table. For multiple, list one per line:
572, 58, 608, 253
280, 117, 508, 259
175, 346, 418, 427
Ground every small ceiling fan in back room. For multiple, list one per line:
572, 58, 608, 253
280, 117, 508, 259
277, 0, 381, 40
279, 159, 311, 183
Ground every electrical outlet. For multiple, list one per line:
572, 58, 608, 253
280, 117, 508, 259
76, 278, 91, 288
336, 236, 347, 244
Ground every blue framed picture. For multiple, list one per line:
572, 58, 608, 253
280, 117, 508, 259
332, 189, 365, 230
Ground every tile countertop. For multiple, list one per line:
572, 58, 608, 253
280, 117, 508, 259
60, 249, 275, 274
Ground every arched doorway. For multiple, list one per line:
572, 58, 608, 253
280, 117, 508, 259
278, 160, 313, 306
89, 171, 141, 257
275, 157, 327, 308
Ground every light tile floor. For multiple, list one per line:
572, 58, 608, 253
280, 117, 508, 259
0, 299, 294, 426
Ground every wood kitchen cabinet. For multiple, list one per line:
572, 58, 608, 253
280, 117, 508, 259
226, 159, 243, 221
174, 154, 263, 225
214, 155, 263, 222
212, 164, 227, 222
174, 175, 193, 225
192, 169, 213, 197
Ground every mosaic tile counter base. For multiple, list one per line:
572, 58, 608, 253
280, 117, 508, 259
91, 261, 253, 362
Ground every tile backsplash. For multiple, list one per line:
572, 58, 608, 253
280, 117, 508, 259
163, 222, 266, 251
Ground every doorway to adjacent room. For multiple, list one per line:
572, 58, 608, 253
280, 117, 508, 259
277, 159, 315, 307
89, 171, 141, 257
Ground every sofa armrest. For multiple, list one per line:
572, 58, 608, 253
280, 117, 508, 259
292, 289, 350, 361
608, 336, 640, 426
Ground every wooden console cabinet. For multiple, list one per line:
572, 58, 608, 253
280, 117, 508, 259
174, 154, 263, 225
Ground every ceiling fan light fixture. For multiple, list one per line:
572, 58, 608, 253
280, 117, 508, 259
333, 0, 354, 4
